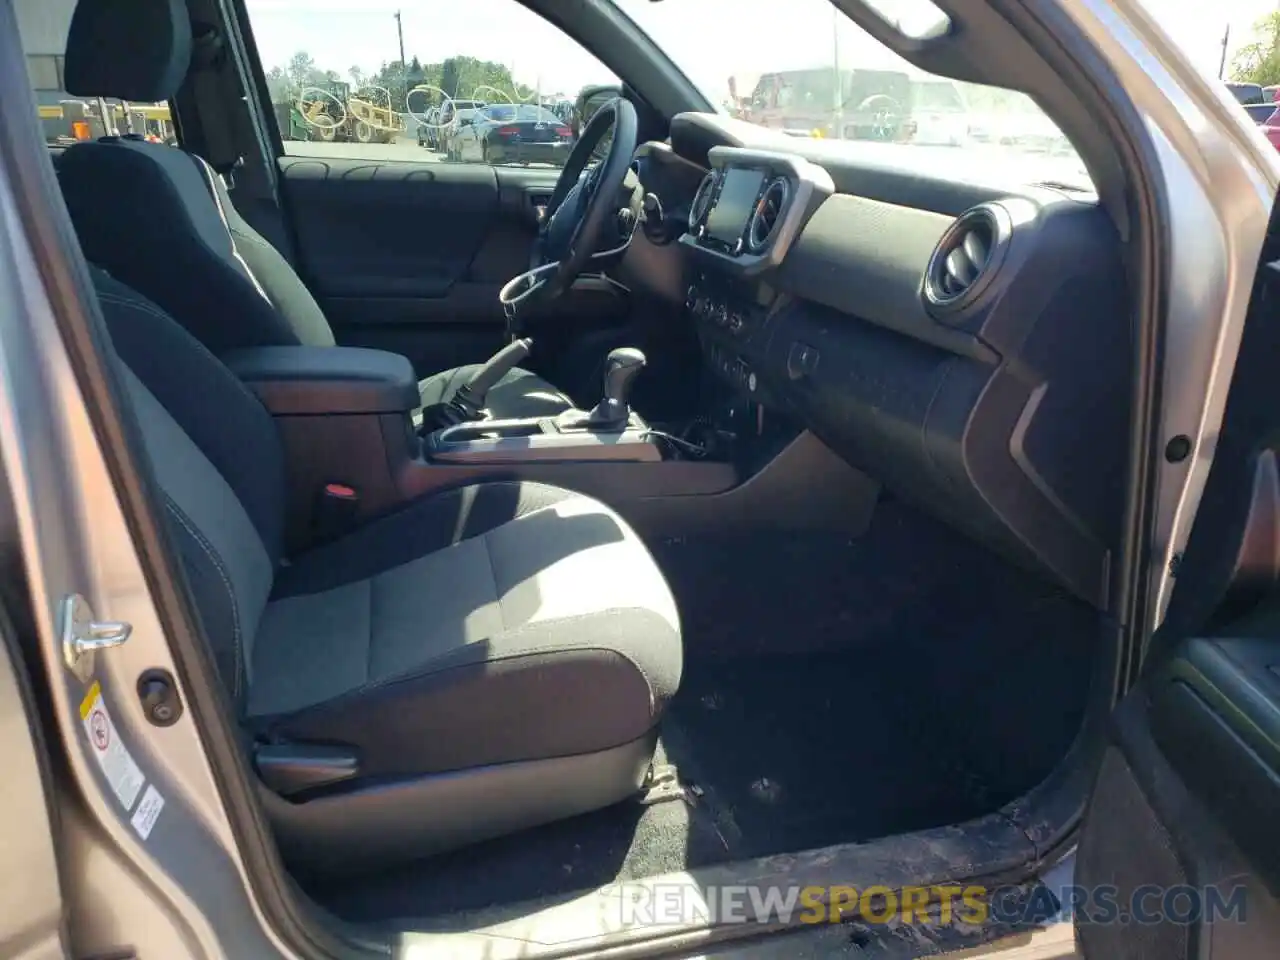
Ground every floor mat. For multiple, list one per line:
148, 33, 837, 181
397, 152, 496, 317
304, 502, 1097, 923
664, 646, 1069, 861
657, 503, 1098, 857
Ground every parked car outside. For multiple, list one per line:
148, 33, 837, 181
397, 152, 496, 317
416, 106, 440, 149
744, 67, 916, 141
907, 77, 969, 145
1254, 106, 1280, 151
450, 103, 575, 166
438, 98, 487, 159
1225, 80, 1265, 104
1245, 103, 1279, 124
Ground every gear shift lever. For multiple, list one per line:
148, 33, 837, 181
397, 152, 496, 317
587, 348, 646, 429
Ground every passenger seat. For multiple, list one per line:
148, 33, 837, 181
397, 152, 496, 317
92, 267, 682, 873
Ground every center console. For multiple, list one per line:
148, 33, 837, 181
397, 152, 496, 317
677, 146, 833, 414
425, 414, 660, 464
225, 344, 739, 550
422, 346, 660, 464
214, 148, 873, 557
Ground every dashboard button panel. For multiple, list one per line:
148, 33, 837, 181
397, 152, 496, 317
688, 275, 772, 399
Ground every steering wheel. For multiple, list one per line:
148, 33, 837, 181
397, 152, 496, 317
500, 97, 639, 321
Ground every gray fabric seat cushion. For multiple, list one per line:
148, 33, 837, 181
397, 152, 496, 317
417, 364, 573, 419
249, 482, 681, 778
92, 269, 681, 863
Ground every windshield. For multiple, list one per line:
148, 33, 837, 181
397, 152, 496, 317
614, 0, 1092, 190
912, 80, 965, 112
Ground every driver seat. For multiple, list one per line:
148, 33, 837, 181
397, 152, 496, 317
54, 0, 573, 421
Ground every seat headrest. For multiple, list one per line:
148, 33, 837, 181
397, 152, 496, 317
65, 0, 193, 103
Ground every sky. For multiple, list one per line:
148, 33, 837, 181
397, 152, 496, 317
243, 0, 1279, 104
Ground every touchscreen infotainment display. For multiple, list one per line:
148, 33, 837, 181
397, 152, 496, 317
705, 168, 766, 245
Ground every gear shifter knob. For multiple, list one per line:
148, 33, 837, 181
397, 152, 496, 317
588, 347, 646, 429
604, 348, 646, 402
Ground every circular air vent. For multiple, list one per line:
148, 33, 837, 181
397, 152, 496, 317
746, 177, 790, 254
923, 203, 1012, 316
689, 170, 718, 231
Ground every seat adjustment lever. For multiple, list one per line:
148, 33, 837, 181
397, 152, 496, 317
255, 742, 359, 797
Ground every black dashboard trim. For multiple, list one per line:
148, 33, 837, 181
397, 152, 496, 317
776, 193, 997, 363
669, 111, 1095, 216
641, 115, 1128, 608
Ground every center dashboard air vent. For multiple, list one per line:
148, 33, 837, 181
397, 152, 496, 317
746, 176, 790, 254
923, 202, 1013, 317
688, 170, 718, 231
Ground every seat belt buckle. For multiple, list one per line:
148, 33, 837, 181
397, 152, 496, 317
313, 482, 360, 541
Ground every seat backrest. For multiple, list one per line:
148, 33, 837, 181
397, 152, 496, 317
94, 266, 285, 709
59, 0, 335, 354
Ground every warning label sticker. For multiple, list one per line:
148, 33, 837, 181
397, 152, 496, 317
79, 681, 145, 811
130, 784, 164, 840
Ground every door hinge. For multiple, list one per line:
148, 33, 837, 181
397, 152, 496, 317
61, 594, 131, 681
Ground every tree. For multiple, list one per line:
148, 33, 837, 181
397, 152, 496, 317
440, 59, 461, 99
1232, 13, 1280, 87
349, 66, 366, 89
286, 51, 318, 90
264, 65, 291, 104
436, 56, 523, 102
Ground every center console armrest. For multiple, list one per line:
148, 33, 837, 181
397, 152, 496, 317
223, 346, 419, 415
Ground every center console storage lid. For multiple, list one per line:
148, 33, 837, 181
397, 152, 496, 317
223, 346, 419, 415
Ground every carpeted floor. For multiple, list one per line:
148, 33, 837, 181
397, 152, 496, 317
301, 501, 1098, 924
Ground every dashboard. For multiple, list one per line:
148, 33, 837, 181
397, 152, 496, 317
626, 112, 1131, 609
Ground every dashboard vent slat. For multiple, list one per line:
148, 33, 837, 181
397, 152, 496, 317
746, 176, 791, 254
689, 171, 718, 231
923, 203, 1010, 317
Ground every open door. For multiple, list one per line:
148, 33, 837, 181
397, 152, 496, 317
1074, 245, 1280, 956
0, 604, 69, 960
1075, 630, 1280, 958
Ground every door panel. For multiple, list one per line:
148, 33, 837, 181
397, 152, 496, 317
1076, 633, 1280, 960
279, 157, 523, 301
1151, 635, 1280, 894
277, 156, 626, 381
